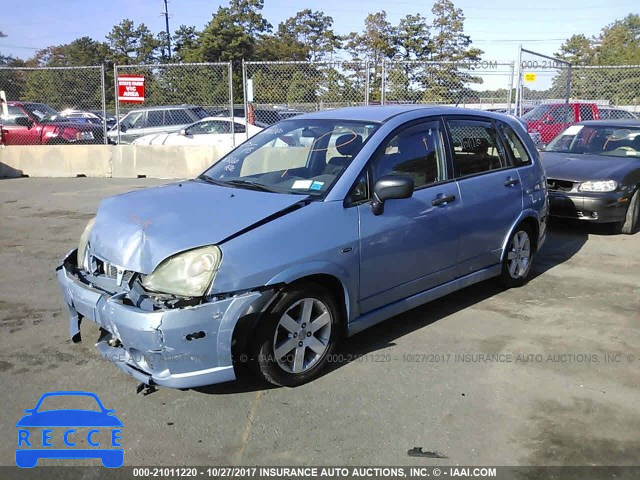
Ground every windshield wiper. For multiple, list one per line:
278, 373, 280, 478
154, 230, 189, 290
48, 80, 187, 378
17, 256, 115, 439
197, 174, 227, 186
222, 179, 280, 193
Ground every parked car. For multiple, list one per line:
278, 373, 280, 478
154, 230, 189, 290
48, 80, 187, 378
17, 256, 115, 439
0, 101, 104, 145
208, 106, 307, 127
107, 105, 209, 144
523, 102, 601, 147
56, 106, 547, 388
542, 120, 640, 233
598, 107, 637, 120
61, 109, 117, 129
131, 117, 262, 146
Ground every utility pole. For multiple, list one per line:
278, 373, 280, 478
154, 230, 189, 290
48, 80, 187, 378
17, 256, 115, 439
163, 0, 171, 59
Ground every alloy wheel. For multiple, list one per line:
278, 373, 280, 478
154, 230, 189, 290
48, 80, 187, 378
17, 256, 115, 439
273, 298, 332, 374
507, 230, 531, 279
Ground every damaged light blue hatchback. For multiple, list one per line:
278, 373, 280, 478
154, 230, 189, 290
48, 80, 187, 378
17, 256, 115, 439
57, 106, 548, 388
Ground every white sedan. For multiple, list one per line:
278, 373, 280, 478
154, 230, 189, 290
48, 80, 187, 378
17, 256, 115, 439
131, 117, 262, 146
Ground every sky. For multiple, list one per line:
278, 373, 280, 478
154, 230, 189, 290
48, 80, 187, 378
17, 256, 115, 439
1, 0, 637, 62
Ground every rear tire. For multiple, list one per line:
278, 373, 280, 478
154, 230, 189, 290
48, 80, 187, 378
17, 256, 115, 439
500, 225, 534, 288
619, 188, 639, 235
252, 283, 340, 387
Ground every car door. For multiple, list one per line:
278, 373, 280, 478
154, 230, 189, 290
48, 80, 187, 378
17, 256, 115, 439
1, 105, 42, 145
443, 117, 524, 277
356, 119, 461, 314
119, 111, 146, 144
139, 110, 167, 139
203, 120, 233, 146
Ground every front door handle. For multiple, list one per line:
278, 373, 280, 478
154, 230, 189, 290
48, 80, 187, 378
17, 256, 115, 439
432, 194, 456, 206
504, 177, 520, 187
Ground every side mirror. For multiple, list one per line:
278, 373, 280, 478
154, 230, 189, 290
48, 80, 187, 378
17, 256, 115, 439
119, 124, 128, 132
179, 129, 187, 136
371, 175, 414, 216
15, 116, 33, 129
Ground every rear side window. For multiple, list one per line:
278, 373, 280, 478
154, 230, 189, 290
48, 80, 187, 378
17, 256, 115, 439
579, 105, 594, 121
147, 111, 163, 127
446, 119, 508, 177
551, 105, 573, 123
498, 123, 531, 166
233, 122, 246, 133
167, 109, 193, 125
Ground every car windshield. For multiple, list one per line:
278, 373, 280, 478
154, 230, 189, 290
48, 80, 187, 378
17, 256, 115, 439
545, 125, 640, 158
22, 103, 67, 122
200, 119, 379, 195
522, 105, 550, 121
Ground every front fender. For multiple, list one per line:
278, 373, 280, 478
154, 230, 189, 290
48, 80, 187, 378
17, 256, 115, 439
266, 260, 356, 322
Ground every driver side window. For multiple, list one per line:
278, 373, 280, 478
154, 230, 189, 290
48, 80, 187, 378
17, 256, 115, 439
123, 111, 145, 129
371, 121, 445, 190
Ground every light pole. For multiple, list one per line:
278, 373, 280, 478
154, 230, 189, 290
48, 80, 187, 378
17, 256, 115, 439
163, 0, 171, 59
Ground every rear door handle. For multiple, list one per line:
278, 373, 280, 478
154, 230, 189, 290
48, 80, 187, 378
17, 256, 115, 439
431, 194, 456, 206
504, 177, 520, 187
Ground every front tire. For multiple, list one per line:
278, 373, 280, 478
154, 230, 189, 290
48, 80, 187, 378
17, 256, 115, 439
253, 283, 340, 387
500, 225, 534, 288
619, 188, 640, 235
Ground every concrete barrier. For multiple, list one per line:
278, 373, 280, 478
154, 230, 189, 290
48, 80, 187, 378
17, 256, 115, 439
0, 144, 232, 178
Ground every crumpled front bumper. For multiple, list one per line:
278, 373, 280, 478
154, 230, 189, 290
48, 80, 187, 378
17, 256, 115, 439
56, 250, 262, 389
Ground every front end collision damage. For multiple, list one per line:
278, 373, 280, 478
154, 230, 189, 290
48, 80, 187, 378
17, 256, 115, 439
56, 249, 276, 389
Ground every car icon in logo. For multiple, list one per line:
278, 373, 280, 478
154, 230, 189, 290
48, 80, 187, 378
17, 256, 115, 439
16, 391, 123, 468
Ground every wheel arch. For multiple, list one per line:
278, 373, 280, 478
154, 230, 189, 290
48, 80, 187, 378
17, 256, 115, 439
231, 266, 353, 366
501, 212, 541, 262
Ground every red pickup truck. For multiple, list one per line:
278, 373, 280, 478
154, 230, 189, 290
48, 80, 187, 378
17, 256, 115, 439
522, 103, 601, 146
1, 101, 104, 145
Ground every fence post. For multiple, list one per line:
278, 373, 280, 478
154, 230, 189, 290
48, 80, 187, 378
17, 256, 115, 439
380, 60, 386, 106
364, 60, 370, 106
565, 64, 572, 104
228, 62, 234, 147
515, 46, 523, 116
507, 62, 514, 115
100, 64, 108, 145
113, 64, 120, 145
242, 60, 249, 141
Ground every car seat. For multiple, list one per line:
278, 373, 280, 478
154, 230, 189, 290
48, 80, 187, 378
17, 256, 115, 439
324, 134, 363, 175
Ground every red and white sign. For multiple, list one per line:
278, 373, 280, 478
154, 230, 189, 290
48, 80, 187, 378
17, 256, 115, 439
117, 75, 145, 103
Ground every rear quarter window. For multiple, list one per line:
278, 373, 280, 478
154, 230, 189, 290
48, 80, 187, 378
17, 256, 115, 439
498, 122, 532, 166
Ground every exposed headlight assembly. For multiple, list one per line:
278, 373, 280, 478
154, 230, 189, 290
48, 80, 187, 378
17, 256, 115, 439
141, 246, 222, 297
578, 180, 618, 192
77, 217, 96, 268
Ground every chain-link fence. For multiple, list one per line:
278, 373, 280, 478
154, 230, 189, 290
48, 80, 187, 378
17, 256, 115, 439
1, 55, 639, 147
516, 47, 640, 145
242, 61, 370, 128
382, 60, 515, 110
516, 48, 572, 114
0, 65, 108, 144
112, 62, 232, 144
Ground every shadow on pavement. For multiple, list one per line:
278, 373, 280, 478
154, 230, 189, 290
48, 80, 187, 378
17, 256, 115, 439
196, 219, 591, 394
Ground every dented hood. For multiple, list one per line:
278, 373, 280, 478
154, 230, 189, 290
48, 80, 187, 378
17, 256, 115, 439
89, 180, 308, 274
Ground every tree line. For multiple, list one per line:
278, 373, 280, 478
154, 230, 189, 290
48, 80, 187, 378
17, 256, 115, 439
0, 4, 638, 108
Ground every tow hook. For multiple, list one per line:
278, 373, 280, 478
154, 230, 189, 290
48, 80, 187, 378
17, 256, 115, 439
136, 383, 158, 396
